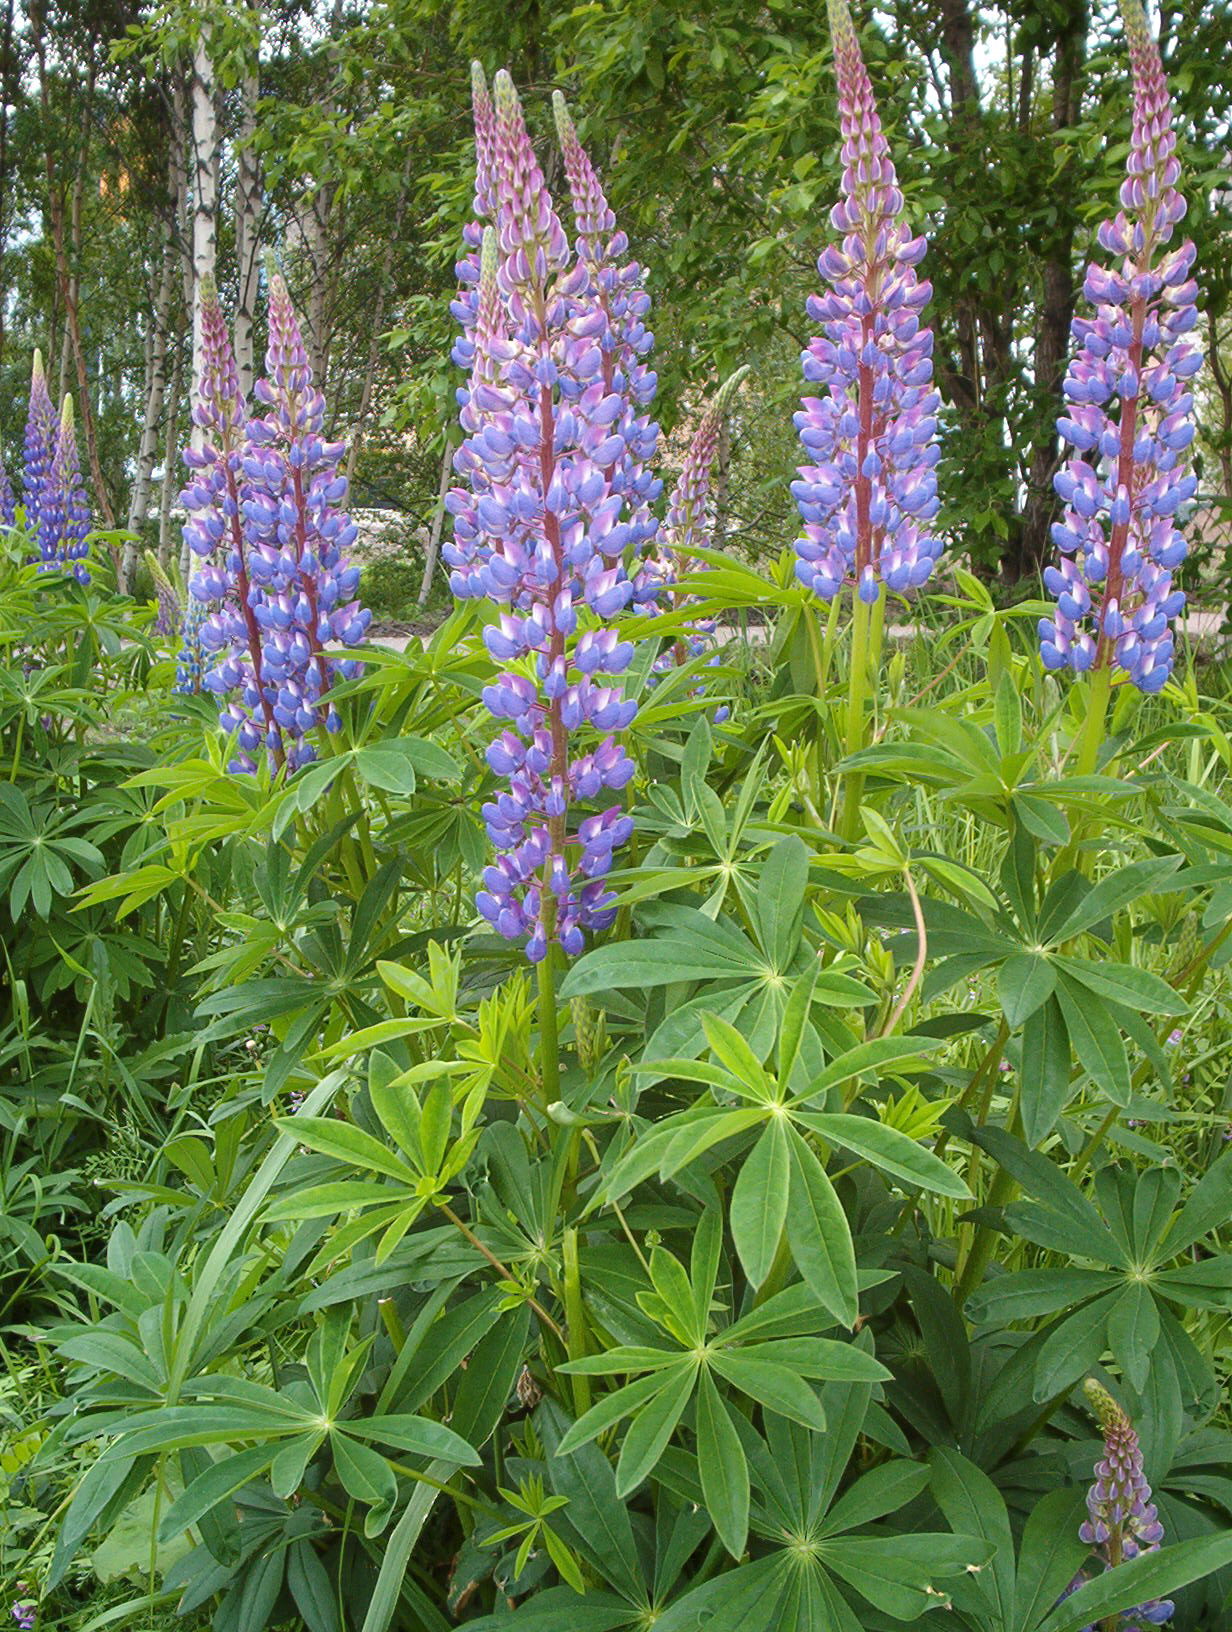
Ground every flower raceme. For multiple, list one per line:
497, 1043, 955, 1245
447, 70, 653, 964
22, 351, 57, 538
44, 399, 92, 584
14, 351, 92, 581
1040, 0, 1199, 695
182, 273, 369, 772
792, 0, 942, 607
1062, 1380, 1174, 1631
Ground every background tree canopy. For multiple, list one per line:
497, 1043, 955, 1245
1, 0, 1230, 588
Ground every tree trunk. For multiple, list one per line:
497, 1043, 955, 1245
122, 242, 175, 585
159, 339, 185, 568
418, 438, 454, 608
32, 5, 115, 526
1017, 7, 1088, 580
345, 153, 413, 481
0, 0, 14, 367
188, 26, 218, 450
1207, 311, 1232, 500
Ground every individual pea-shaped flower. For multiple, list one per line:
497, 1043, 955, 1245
1040, 0, 1199, 695
792, 0, 943, 607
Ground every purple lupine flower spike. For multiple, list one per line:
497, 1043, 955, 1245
183, 275, 282, 771
234, 269, 369, 769
45, 397, 92, 582
448, 64, 500, 378
183, 271, 368, 773
1065, 1380, 1174, 1630
22, 350, 57, 536
553, 91, 661, 574
448, 71, 642, 964
792, 0, 942, 606
0, 455, 15, 527
1040, 0, 1198, 695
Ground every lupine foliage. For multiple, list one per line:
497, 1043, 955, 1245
5, 7, 1232, 1632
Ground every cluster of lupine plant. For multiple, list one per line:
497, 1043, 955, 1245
0, 351, 93, 583
180, 270, 371, 771
36, 5, 1232, 1630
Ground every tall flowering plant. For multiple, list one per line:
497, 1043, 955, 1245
1063, 1381, 1174, 1630
0, 457, 15, 529
10, 353, 92, 581
790, 0, 941, 836
791, 0, 941, 611
1040, 0, 1199, 754
182, 271, 369, 773
22, 351, 57, 538
447, 69, 651, 981
43, 399, 92, 584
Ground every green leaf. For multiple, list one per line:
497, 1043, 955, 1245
1054, 972, 1131, 1104
556, 1370, 684, 1456
929, 1448, 1015, 1630
998, 950, 1056, 1028
755, 835, 808, 969
614, 1363, 695, 1497
539, 1401, 643, 1603
1162, 1146, 1232, 1259
1044, 856, 1181, 944
450, 1306, 529, 1448
157, 1446, 272, 1541
1035, 1533, 1232, 1632
1106, 1283, 1160, 1394
332, 1433, 398, 1534
994, 667, 1023, 756
800, 1112, 970, 1198
967, 1268, 1121, 1325
800, 1033, 946, 1103
1033, 1294, 1115, 1400
273, 1116, 414, 1184
707, 1352, 827, 1431
1020, 995, 1072, 1146
695, 1370, 749, 1557
287, 1538, 343, 1632
1053, 955, 1186, 1017
561, 929, 758, 997
730, 1122, 789, 1288
784, 1128, 858, 1328
350, 1414, 480, 1465
1012, 1488, 1089, 1632
820, 1460, 931, 1536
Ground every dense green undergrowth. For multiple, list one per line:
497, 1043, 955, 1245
1, 524, 1232, 1632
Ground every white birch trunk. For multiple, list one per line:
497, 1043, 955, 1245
418, 438, 453, 608
122, 245, 175, 585
184, 26, 218, 576
233, 44, 262, 399
159, 340, 185, 568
